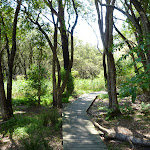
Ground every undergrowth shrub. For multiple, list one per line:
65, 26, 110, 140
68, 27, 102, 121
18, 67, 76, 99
61, 69, 74, 103
20, 135, 52, 150
141, 102, 150, 115
26, 64, 48, 105
119, 103, 134, 114
0, 108, 61, 138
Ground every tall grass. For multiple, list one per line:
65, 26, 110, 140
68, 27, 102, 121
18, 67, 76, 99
10, 77, 53, 106
10, 74, 105, 105
74, 77, 105, 95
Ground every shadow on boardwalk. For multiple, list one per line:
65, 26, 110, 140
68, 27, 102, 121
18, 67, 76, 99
63, 91, 108, 150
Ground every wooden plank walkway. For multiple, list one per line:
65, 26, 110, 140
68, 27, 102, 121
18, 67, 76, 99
63, 91, 108, 150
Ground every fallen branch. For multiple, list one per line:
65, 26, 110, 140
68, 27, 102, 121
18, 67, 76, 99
92, 120, 150, 147
86, 96, 98, 113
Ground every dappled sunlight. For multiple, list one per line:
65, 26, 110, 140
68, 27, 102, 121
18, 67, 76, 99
0, 107, 62, 150
88, 94, 150, 149
63, 92, 107, 149
115, 126, 133, 136
14, 111, 26, 115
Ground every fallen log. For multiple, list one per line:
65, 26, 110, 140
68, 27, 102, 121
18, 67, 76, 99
92, 120, 150, 147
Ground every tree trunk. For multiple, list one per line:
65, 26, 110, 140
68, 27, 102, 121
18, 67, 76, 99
103, 52, 107, 85
6, 63, 14, 117
107, 52, 118, 110
95, 0, 119, 113
58, 0, 69, 70
38, 88, 41, 105
6, 0, 22, 118
0, 53, 10, 120
105, 0, 119, 112
52, 49, 57, 107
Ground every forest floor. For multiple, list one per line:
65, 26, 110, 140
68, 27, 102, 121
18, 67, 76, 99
87, 94, 150, 150
0, 93, 150, 150
0, 106, 63, 150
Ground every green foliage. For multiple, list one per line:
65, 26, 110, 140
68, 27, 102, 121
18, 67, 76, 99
98, 93, 109, 99
41, 108, 61, 128
73, 42, 102, 79
27, 65, 47, 91
20, 135, 52, 150
74, 77, 105, 95
119, 68, 150, 102
119, 103, 134, 115
12, 76, 28, 98
12, 97, 35, 106
141, 102, 150, 115
26, 64, 48, 104
0, 107, 61, 148
119, 80, 137, 103
61, 69, 74, 103
116, 55, 136, 86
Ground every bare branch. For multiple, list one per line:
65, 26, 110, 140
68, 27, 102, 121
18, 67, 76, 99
98, 2, 142, 34
85, 20, 102, 54
71, 0, 78, 35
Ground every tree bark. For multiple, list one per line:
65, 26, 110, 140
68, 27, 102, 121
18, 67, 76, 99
58, 0, 69, 70
6, 0, 22, 117
25, 0, 78, 108
95, 0, 119, 112
0, 24, 10, 120
0, 54, 10, 121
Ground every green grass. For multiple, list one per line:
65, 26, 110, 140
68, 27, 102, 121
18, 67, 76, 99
11, 78, 53, 106
98, 93, 109, 99
74, 78, 105, 95
10, 76, 105, 105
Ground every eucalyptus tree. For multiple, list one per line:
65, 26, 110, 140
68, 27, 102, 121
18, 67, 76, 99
23, 0, 78, 107
0, 0, 22, 120
122, 0, 150, 94
108, 0, 150, 95
94, 0, 120, 113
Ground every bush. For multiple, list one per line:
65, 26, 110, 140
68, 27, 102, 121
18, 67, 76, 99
61, 69, 74, 103
20, 135, 52, 150
26, 64, 48, 105
41, 108, 62, 131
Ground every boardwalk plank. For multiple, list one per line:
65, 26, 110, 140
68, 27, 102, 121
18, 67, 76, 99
63, 91, 108, 150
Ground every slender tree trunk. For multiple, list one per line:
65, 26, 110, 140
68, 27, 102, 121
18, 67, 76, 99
6, 0, 22, 118
0, 25, 10, 120
0, 10, 10, 121
107, 52, 118, 110
52, 50, 57, 107
58, 0, 69, 70
103, 52, 107, 84
38, 88, 41, 105
95, 0, 119, 113
29, 42, 33, 69
0, 54, 10, 120
6, 63, 13, 117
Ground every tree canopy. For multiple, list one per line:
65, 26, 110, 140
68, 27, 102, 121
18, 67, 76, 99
0, 0, 150, 121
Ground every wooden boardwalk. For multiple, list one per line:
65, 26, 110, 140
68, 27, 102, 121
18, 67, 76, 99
63, 91, 108, 150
